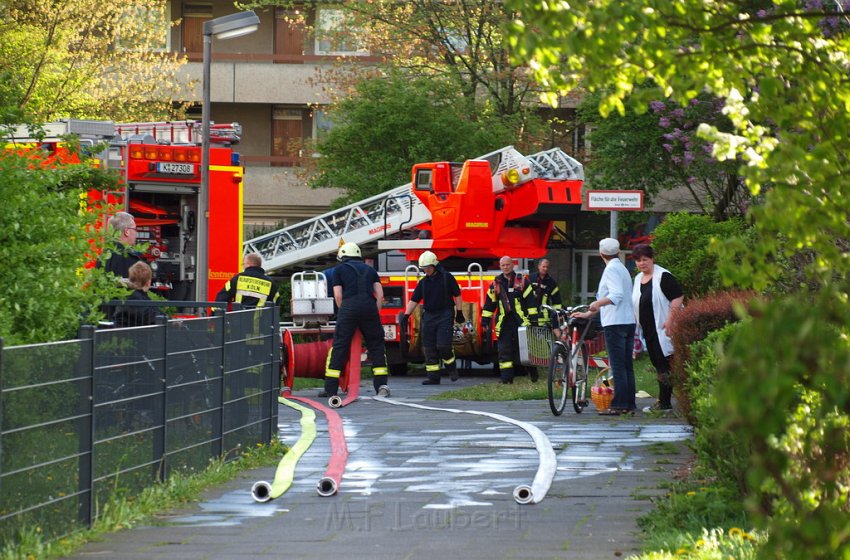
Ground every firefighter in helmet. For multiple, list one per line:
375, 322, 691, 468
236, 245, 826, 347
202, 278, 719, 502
321, 242, 390, 398
481, 256, 530, 384
402, 251, 465, 385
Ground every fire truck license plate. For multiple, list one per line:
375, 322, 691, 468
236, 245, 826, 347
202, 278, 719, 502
383, 325, 397, 340
157, 162, 194, 175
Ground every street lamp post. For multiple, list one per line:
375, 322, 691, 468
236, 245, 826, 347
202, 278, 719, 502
197, 10, 260, 302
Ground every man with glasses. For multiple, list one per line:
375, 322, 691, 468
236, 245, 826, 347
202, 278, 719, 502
100, 211, 142, 286
401, 251, 465, 385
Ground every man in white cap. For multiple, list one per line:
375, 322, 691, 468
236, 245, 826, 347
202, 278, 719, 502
573, 238, 637, 414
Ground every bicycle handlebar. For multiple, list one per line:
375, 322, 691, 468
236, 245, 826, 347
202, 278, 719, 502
541, 304, 592, 332
541, 304, 590, 317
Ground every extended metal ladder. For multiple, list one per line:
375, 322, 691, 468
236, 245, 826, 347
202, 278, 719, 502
114, 121, 241, 145
244, 146, 583, 273
4, 119, 242, 146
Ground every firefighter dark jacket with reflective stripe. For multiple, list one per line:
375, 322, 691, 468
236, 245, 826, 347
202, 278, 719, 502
215, 266, 280, 308
410, 265, 461, 313
522, 272, 562, 328
481, 271, 529, 334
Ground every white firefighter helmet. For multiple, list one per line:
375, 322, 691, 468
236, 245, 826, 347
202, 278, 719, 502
337, 242, 361, 260
418, 251, 439, 268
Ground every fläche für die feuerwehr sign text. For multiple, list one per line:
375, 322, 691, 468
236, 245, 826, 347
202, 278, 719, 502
585, 190, 644, 211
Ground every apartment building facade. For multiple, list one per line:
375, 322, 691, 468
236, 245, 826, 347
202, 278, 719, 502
161, 1, 585, 235
164, 1, 361, 234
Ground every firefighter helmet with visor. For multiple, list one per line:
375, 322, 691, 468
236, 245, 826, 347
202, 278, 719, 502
337, 242, 361, 261
418, 251, 439, 268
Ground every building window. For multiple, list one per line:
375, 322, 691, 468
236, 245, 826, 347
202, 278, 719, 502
310, 108, 333, 157
313, 109, 333, 142
272, 107, 305, 167
275, 7, 306, 58
314, 7, 369, 56
182, 2, 212, 54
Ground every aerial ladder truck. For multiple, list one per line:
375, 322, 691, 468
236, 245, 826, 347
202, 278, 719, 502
244, 145, 586, 384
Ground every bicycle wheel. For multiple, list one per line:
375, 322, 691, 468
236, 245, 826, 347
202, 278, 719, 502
571, 342, 589, 413
548, 341, 570, 416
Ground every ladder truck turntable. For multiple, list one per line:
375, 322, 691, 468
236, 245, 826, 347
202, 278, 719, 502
250, 145, 586, 385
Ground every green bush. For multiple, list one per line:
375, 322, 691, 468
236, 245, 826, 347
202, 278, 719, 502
717, 290, 850, 559
686, 323, 752, 497
0, 149, 121, 345
651, 213, 747, 298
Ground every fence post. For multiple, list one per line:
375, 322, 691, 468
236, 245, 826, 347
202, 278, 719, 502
155, 316, 169, 482
215, 307, 226, 458
78, 325, 96, 528
269, 306, 280, 443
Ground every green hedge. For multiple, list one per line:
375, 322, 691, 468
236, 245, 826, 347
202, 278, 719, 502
651, 213, 747, 298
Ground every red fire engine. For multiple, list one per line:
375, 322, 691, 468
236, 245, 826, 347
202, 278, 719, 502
253, 146, 585, 384
7, 119, 244, 300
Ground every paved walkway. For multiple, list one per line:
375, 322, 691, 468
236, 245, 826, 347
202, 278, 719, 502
67, 374, 693, 560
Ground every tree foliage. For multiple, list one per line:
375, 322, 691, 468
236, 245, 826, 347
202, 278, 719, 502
342, 0, 537, 117
0, 149, 123, 345
0, 0, 188, 122
506, 1, 850, 556
580, 89, 751, 220
309, 70, 542, 204
507, 0, 850, 292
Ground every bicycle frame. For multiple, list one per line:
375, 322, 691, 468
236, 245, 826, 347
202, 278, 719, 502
548, 304, 590, 371
543, 304, 587, 415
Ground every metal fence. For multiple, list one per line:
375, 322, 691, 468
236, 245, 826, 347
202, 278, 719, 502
0, 305, 280, 543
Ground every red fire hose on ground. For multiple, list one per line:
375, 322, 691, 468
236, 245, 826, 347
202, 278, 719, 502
289, 396, 349, 496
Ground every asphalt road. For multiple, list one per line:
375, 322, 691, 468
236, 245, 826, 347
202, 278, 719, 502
66, 373, 693, 560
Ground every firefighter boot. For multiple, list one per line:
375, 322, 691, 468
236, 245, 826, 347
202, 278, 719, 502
373, 375, 389, 396
499, 361, 514, 384
321, 377, 339, 398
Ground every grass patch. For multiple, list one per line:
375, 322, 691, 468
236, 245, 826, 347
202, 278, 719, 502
634, 477, 759, 559
429, 377, 548, 401
426, 355, 657, 402
292, 377, 323, 390
0, 440, 288, 560
647, 442, 680, 455
633, 354, 658, 396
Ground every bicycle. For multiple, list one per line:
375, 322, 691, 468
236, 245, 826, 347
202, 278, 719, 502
542, 304, 604, 416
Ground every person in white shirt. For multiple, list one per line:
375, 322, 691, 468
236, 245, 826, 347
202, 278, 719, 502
573, 238, 637, 415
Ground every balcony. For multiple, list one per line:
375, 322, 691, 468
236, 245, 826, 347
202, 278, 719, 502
180, 59, 338, 105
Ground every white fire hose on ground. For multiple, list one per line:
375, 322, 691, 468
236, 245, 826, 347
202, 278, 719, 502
373, 396, 556, 504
